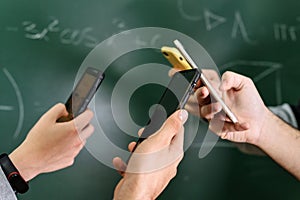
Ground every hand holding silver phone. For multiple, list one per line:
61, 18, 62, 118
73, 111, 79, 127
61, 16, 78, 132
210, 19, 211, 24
173, 40, 238, 123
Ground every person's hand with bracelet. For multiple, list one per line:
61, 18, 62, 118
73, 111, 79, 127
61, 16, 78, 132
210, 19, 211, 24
0, 103, 94, 194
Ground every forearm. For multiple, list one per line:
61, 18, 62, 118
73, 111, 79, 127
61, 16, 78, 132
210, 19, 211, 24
256, 110, 300, 180
114, 175, 153, 200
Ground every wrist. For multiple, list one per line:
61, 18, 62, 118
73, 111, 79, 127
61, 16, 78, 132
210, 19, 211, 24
0, 153, 29, 193
9, 147, 40, 182
255, 109, 277, 148
115, 175, 154, 200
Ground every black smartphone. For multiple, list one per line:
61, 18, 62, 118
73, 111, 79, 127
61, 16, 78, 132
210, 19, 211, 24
57, 67, 105, 122
133, 69, 200, 150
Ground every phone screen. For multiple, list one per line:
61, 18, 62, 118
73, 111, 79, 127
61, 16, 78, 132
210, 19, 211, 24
70, 72, 100, 115
58, 67, 104, 122
134, 69, 200, 147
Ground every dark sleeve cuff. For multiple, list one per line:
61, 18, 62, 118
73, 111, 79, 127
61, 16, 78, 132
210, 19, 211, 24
290, 100, 300, 130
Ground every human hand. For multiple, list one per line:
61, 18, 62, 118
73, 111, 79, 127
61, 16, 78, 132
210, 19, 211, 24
113, 109, 188, 200
9, 103, 94, 181
210, 71, 269, 145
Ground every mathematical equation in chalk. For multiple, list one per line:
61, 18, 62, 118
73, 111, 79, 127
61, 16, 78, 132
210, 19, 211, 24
5, 17, 165, 48
5, 17, 130, 48
178, 0, 300, 44
22, 19, 98, 48
5, 7, 300, 47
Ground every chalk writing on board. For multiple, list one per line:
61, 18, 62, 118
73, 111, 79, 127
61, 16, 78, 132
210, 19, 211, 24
135, 36, 148, 47
150, 34, 161, 46
6, 27, 18, 32
274, 24, 297, 41
132, 34, 162, 48
10, 17, 162, 49
177, 0, 202, 21
0, 68, 24, 139
60, 27, 98, 47
112, 18, 126, 29
0, 105, 14, 111
204, 9, 256, 44
22, 18, 99, 48
178, 4, 256, 44
204, 9, 226, 31
177, 1, 299, 44
231, 11, 256, 44
220, 60, 282, 104
22, 19, 60, 41
106, 18, 128, 46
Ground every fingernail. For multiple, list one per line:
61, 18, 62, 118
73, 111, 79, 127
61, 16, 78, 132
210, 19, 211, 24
179, 109, 188, 123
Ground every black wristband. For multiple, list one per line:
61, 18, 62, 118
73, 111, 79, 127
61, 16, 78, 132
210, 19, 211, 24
0, 153, 29, 194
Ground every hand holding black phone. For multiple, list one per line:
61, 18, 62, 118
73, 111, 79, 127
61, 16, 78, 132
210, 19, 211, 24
132, 69, 200, 151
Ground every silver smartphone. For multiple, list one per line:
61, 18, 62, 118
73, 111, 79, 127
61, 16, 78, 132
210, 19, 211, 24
173, 39, 238, 123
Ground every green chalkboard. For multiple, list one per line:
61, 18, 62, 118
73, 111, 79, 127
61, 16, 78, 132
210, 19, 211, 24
0, 0, 299, 199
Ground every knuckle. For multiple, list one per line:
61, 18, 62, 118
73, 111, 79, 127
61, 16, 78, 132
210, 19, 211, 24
75, 136, 85, 147
222, 71, 232, 79
68, 125, 78, 136
167, 117, 181, 133
244, 76, 253, 84
66, 159, 75, 167
72, 146, 82, 157
176, 152, 184, 163
171, 168, 178, 179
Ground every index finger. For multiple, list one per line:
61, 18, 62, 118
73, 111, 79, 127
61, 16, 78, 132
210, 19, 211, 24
44, 103, 69, 122
220, 71, 247, 92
